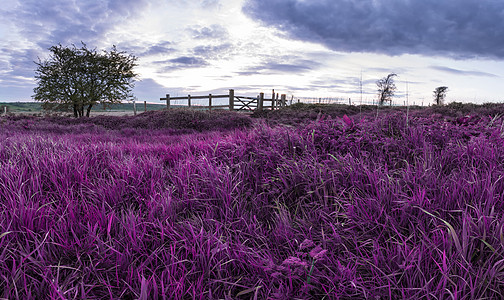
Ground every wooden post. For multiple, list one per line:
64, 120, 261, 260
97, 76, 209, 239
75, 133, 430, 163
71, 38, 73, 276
272, 94, 276, 110
258, 92, 264, 111
188, 95, 191, 107
209, 94, 212, 112
166, 94, 170, 109
281, 94, 286, 107
229, 89, 234, 111
144, 101, 147, 112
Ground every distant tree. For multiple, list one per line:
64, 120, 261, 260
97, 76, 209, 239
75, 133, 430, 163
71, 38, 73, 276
33, 43, 138, 117
376, 73, 397, 106
433, 86, 448, 106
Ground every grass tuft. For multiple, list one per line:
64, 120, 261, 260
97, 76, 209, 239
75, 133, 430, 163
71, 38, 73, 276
1, 106, 504, 298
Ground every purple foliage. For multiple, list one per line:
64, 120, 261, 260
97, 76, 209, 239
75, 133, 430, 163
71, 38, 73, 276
1, 106, 504, 299
2, 109, 252, 133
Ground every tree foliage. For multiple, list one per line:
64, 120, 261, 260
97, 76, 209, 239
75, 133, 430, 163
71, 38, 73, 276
33, 43, 138, 117
433, 86, 448, 106
376, 73, 397, 106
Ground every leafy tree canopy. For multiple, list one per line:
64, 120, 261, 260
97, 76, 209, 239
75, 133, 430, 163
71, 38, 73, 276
33, 43, 138, 117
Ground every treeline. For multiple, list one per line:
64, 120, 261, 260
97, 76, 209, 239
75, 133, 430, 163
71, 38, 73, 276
0, 102, 165, 113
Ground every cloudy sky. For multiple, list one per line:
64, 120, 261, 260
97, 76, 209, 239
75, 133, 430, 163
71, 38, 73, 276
1, 0, 503, 105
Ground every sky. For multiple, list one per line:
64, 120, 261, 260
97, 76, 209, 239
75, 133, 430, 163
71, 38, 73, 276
1, 0, 504, 105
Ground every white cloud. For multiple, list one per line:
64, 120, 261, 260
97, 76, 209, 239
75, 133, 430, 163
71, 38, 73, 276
1, 0, 504, 104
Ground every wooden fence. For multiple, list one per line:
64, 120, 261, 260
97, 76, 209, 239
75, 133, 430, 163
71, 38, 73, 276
160, 89, 288, 111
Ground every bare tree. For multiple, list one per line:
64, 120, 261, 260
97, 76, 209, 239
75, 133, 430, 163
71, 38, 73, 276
433, 86, 448, 106
376, 73, 397, 106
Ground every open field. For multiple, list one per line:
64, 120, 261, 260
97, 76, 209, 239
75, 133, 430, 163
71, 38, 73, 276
0, 102, 167, 116
1, 104, 504, 299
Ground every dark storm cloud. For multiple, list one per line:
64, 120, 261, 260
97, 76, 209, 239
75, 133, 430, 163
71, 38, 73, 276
8, 0, 149, 49
0, 0, 152, 98
430, 66, 498, 77
153, 56, 209, 72
243, 0, 504, 59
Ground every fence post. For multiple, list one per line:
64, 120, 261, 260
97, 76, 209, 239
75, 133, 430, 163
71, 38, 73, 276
272, 89, 275, 108
228, 89, 234, 111
166, 94, 170, 109
209, 94, 212, 112
144, 101, 147, 112
258, 93, 264, 111
188, 95, 191, 107
281, 94, 286, 107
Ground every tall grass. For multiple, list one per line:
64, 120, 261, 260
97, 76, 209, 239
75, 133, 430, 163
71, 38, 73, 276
1, 106, 504, 299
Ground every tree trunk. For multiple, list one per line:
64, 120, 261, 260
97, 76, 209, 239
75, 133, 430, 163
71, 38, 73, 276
86, 104, 93, 117
73, 105, 78, 118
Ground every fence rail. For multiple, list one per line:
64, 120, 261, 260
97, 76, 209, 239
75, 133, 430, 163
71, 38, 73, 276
160, 89, 288, 112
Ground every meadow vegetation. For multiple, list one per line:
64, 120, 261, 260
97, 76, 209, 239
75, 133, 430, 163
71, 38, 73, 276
1, 104, 504, 299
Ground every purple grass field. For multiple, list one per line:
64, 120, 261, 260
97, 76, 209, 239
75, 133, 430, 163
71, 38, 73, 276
1, 104, 504, 299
